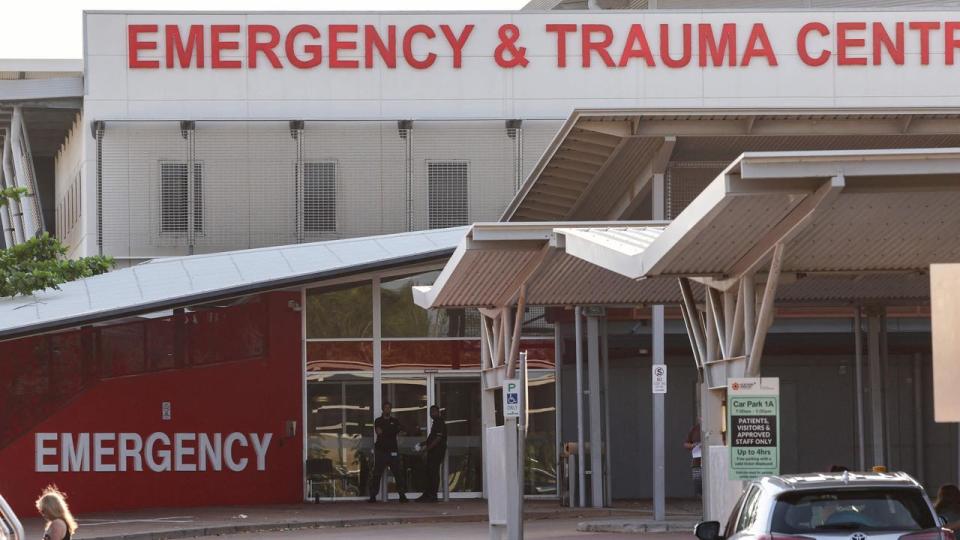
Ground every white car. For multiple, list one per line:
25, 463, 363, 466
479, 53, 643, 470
0, 494, 23, 540
695, 472, 950, 540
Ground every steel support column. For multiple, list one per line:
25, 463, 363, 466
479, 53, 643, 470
867, 309, 885, 467
652, 304, 666, 521
574, 307, 586, 507
586, 313, 604, 508
854, 307, 866, 471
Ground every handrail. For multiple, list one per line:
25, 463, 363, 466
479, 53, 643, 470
0, 493, 24, 540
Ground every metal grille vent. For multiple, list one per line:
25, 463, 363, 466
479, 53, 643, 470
302, 161, 337, 233
427, 161, 469, 229
159, 162, 203, 234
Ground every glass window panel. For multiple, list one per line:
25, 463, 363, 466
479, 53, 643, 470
525, 372, 557, 496
99, 322, 146, 377
381, 271, 479, 338
145, 317, 175, 371
306, 282, 373, 339
306, 374, 374, 498
381, 340, 481, 370
307, 341, 374, 372
0, 336, 50, 450
521, 306, 554, 337
187, 295, 267, 366
520, 339, 556, 369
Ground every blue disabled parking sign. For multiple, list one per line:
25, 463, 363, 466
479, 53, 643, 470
503, 379, 521, 418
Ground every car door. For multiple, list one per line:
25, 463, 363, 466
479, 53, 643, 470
729, 485, 764, 540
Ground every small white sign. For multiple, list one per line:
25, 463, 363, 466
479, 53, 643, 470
161, 401, 172, 421
503, 379, 521, 418
652, 365, 667, 394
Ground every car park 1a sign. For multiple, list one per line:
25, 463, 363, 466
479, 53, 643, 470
728, 377, 780, 481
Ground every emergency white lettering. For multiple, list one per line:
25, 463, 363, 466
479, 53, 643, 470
33, 432, 273, 473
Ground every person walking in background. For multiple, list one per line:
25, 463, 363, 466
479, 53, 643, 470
367, 401, 409, 503
417, 405, 448, 503
36, 486, 77, 540
935, 484, 960, 539
683, 419, 703, 498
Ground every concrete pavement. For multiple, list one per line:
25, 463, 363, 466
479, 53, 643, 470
192, 519, 697, 539
21, 500, 701, 540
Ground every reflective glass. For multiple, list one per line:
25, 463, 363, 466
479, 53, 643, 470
306, 282, 373, 338
307, 341, 374, 371
525, 372, 557, 496
381, 340, 481, 370
306, 374, 374, 498
435, 378, 483, 494
381, 377, 429, 494
380, 271, 479, 337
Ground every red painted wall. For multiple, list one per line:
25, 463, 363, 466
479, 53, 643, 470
0, 291, 303, 515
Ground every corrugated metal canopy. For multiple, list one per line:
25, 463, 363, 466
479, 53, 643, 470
412, 221, 680, 309
504, 108, 960, 223
639, 148, 960, 278
0, 227, 466, 341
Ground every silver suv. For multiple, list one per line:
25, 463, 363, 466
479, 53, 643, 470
695, 472, 949, 540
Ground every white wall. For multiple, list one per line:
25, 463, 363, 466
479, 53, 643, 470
54, 113, 87, 258
80, 9, 960, 258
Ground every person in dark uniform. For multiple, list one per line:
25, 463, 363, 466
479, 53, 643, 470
367, 401, 408, 503
417, 405, 448, 502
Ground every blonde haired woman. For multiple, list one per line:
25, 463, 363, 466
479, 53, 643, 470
35, 486, 77, 540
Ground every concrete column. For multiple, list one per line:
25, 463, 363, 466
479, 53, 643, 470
586, 314, 604, 507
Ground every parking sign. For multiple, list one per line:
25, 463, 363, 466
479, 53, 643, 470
503, 379, 521, 418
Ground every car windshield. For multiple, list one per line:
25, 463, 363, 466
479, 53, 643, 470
771, 488, 936, 534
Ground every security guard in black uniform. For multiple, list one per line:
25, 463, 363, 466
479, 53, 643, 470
367, 401, 408, 503
417, 405, 447, 502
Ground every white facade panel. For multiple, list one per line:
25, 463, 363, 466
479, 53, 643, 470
75, 9, 960, 260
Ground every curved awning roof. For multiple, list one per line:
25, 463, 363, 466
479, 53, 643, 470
0, 227, 465, 341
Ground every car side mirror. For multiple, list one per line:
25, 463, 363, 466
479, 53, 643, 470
695, 521, 723, 540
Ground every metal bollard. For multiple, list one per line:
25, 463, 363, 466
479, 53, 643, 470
567, 453, 577, 508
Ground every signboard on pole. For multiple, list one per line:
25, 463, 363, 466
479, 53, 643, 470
503, 379, 521, 418
652, 365, 667, 394
728, 377, 780, 480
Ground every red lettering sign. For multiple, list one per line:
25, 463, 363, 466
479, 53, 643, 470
125, 20, 960, 71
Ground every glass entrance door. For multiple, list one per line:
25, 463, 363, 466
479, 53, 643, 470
378, 374, 483, 499
434, 377, 483, 496
380, 376, 429, 497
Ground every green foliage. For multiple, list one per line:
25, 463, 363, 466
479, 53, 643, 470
0, 187, 27, 207
0, 233, 114, 297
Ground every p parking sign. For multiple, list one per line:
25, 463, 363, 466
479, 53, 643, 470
503, 379, 521, 418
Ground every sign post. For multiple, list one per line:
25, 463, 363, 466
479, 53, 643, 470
728, 378, 780, 481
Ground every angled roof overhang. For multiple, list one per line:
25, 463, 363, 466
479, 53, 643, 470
504, 108, 960, 223
639, 148, 960, 280
412, 221, 677, 309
